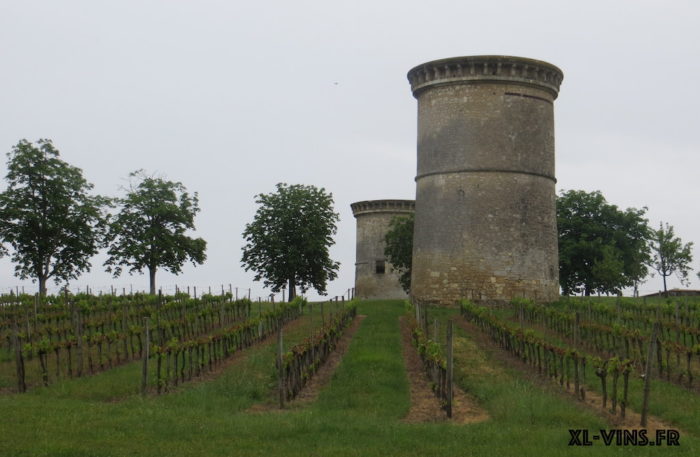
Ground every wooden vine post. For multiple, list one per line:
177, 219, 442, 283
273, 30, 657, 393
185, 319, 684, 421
122, 301, 129, 360
12, 317, 26, 393
518, 302, 524, 329
641, 322, 660, 427
156, 292, 164, 394
675, 302, 681, 343
141, 317, 150, 397
277, 325, 285, 408
33, 293, 39, 333
309, 302, 315, 364
573, 312, 581, 400
71, 297, 84, 377
446, 319, 454, 419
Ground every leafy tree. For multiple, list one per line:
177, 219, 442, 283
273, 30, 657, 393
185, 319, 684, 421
557, 190, 651, 296
649, 222, 694, 296
0, 139, 109, 295
383, 213, 414, 294
105, 170, 207, 295
241, 183, 339, 301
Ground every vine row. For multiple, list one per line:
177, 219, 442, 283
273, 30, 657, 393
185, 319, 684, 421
279, 303, 357, 402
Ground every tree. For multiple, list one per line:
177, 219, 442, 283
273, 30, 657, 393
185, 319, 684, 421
649, 222, 694, 296
104, 171, 207, 295
241, 183, 339, 301
383, 213, 414, 294
557, 190, 651, 296
0, 139, 109, 295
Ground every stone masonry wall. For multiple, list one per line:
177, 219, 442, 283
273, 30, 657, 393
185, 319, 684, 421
408, 56, 563, 305
352, 200, 414, 300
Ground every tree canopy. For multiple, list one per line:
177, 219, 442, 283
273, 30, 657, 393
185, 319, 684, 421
649, 222, 694, 296
241, 183, 339, 300
557, 189, 651, 296
104, 170, 207, 295
0, 139, 109, 295
383, 213, 414, 294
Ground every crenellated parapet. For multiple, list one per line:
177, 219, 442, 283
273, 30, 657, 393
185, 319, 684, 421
407, 55, 563, 99
351, 199, 415, 217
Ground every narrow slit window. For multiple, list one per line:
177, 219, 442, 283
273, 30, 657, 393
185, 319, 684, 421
375, 260, 386, 274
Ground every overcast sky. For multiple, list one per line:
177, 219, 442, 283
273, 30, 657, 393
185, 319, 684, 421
1, 0, 698, 299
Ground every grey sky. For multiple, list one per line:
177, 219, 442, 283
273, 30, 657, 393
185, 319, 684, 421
1, 0, 698, 298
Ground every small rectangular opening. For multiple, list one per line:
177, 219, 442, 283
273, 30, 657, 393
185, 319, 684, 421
375, 260, 386, 275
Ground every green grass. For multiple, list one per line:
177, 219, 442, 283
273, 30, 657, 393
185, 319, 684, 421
463, 303, 700, 439
1, 300, 697, 456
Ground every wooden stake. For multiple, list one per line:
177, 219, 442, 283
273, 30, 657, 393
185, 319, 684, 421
519, 302, 524, 329
141, 317, 150, 397
72, 299, 84, 377
12, 318, 26, 393
277, 326, 285, 408
446, 320, 454, 418
574, 353, 580, 401
641, 322, 660, 427
33, 293, 38, 333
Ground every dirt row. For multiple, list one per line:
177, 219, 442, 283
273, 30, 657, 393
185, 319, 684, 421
399, 316, 489, 424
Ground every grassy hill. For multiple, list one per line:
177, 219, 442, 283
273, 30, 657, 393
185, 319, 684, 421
1, 300, 697, 456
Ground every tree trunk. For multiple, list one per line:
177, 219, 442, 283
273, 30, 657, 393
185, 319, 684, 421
288, 277, 296, 302
38, 276, 48, 297
662, 274, 668, 297
149, 267, 157, 295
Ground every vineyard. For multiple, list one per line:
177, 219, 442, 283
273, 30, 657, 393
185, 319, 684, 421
455, 296, 700, 430
0, 292, 312, 394
2, 297, 700, 456
459, 296, 700, 403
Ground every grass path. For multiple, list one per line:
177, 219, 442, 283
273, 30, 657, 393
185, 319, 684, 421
1, 300, 697, 456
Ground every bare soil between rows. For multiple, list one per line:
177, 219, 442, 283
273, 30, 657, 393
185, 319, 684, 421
399, 316, 489, 424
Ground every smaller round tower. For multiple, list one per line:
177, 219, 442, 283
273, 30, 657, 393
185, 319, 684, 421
351, 199, 415, 300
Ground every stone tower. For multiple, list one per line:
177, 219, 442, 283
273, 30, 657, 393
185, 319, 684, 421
351, 200, 415, 300
407, 55, 563, 304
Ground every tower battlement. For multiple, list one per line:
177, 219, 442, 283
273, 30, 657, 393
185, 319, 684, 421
351, 199, 415, 217
407, 55, 563, 99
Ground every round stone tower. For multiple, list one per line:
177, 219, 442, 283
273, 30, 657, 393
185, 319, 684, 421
351, 200, 415, 300
407, 55, 563, 304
